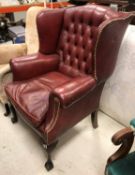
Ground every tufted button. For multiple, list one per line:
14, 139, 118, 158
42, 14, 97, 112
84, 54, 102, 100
90, 34, 93, 40
64, 25, 69, 32
89, 20, 92, 26
74, 41, 77, 46
83, 44, 85, 49
67, 37, 70, 43
71, 13, 75, 22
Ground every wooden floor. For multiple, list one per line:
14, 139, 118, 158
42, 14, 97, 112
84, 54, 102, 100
0, 104, 124, 175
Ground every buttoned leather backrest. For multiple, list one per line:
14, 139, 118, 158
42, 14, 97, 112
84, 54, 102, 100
57, 5, 120, 77
37, 5, 132, 80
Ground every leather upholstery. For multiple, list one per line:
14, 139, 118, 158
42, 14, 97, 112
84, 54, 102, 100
42, 83, 105, 144
6, 71, 71, 127
10, 53, 59, 81
53, 75, 96, 107
37, 9, 65, 54
5, 5, 133, 145
95, 14, 133, 83
58, 6, 108, 76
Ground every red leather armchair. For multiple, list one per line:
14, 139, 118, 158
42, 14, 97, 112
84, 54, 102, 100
5, 5, 133, 171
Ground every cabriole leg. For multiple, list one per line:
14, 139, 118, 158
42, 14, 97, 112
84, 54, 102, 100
91, 110, 98, 128
10, 104, 18, 123
4, 103, 11, 116
43, 140, 58, 171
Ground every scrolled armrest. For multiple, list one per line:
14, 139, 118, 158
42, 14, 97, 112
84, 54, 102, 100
107, 127, 134, 165
52, 76, 96, 107
11, 52, 60, 81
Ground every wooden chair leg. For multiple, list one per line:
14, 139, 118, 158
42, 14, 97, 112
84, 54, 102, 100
43, 140, 58, 171
91, 110, 98, 128
4, 103, 11, 116
10, 104, 18, 123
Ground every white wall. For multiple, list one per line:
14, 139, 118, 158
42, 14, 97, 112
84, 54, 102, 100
100, 25, 135, 126
14, 12, 26, 22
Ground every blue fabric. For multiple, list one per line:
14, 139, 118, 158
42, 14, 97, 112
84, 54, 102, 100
14, 36, 25, 43
130, 119, 135, 128
106, 151, 135, 175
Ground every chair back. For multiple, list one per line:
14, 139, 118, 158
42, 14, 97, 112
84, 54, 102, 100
37, 5, 133, 81
57, 5, 120, 77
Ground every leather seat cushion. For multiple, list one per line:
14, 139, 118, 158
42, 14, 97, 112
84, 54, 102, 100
5, 71, 71, 127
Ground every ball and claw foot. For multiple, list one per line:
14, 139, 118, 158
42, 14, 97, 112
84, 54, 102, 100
45, 160, 54, 171
44, 140, 58, 171
11, 117, 18, 123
